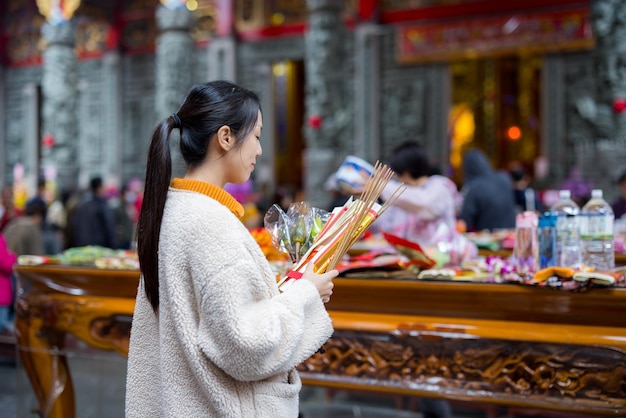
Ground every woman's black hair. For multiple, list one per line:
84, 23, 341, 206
137, 80, 261, 313
387, 141, 431, 179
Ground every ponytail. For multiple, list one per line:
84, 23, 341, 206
137, 117, 176, 313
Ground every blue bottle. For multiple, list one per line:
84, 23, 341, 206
538, 212, 557, 269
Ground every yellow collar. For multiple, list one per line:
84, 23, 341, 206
170, 178, 244, 218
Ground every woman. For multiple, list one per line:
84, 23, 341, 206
125, 81, 336, 417
375, 141, 461, 247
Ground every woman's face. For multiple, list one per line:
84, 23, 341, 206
227, 110, 263, 184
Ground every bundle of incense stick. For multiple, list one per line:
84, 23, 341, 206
277, 161, 406, 291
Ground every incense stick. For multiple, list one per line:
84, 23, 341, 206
278, 160, 405, 290
327, 162, 395, 270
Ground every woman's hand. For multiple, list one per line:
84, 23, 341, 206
301, 262, 337, 303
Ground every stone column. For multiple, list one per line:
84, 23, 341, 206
304, 0, 352, 208
155, 5, 195, 177
40, 21, 79, 190
155, 5, 195, 118
579, 0, 626, 139
566, 0, 626, 197
354, 23, 381, 163
23, 84, 41, 194
102, 51, 123, 187
208, 37, 236, 81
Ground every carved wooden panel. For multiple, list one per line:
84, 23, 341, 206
299, 329, 626, 414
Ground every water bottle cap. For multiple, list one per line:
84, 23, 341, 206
559, 190, 571, 199
591, 189, 603, 199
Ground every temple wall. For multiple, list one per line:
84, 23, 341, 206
1, 1, 619, 202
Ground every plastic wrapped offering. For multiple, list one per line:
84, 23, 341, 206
264, 201, 329, 264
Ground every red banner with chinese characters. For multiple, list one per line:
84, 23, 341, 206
397, 8, 594, 64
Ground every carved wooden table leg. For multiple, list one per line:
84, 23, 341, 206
15, 293, 134, 418
15, 299, 75, 418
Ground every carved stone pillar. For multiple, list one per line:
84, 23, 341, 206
155, 5, 195, 176
354, 23, 381, 163
103, 51, 123, 186
208, 37, 236, 81
564, 0, 626, 198
581, 0, 626, 140
155, 5, 195, 118
40, 21, 79, 190
23, 84, 41, 194
304, 0, 352, 208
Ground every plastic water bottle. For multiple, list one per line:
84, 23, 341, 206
580, 189, 614, 271
550, 190, 581, 267
559, 213, 583, 267
537, 212, 557, 268
512, 211, 539, 274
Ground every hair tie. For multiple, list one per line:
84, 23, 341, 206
171, 113, 182, 129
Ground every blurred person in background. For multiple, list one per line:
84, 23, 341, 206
459, 149, 516, 232
561, 166, 593, 207
325, 155, 375, 212
26, 177, 47, 210
110, 184, 135, 249
47, 188, 72, 252
127, 178, 144, 225
63, 187, 85, 249
0, 233, 16, 334
70, 176, 117, 249
3, 199, 46, 256
0, 184, 21, 232
374, 141, 476, 270
509, 162, 543, 214
324, 172, 352, 211
25, 177, 61, 254
375, 141, 461, 244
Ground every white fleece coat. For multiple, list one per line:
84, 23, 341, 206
125, 187, 333, 417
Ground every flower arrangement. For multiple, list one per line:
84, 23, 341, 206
263, 202, 329, 264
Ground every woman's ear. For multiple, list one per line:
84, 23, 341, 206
216, 125, 233, 151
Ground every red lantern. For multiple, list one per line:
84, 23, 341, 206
307, 114, 322, 129
613, 98, 626, 114
42, 134, 55, 148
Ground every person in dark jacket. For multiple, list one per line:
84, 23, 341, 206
459, 149, 517, 232
70, 176, 117, 248
509, 164, 543, 214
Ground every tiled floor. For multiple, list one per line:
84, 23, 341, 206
0, 337, 603, 418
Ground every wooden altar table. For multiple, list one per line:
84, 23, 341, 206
13, 265, 626, 417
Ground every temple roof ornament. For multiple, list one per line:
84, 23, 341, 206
37, 0, 81, 26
